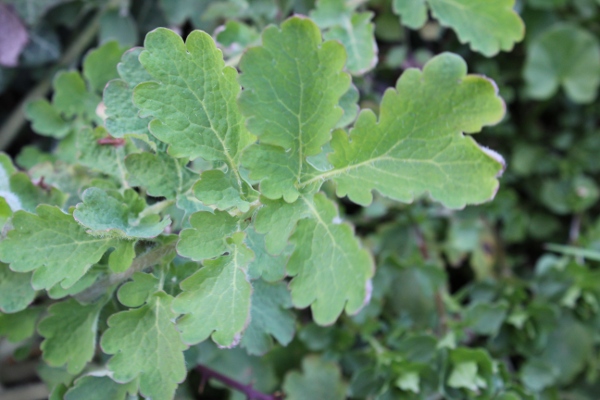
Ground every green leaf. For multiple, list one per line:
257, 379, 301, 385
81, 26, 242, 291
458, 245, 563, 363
524, 24, 600, 103
25, 99, 71, 138
241, 280, 295, 355
64, 375, 137, 400
336, 84, 360, 129
133, 28, 253, 188
102, 292, 187, 400
38, 298, 104, 374
125, 152, 197, 199
83, 41, 127, 93
0, 307, 42, 342
108, 240, 136, 273
283, 356, 347, 400
239, 16, 350, 202
0, 264, 36, 313
254, 196, 312, 255
104, 47, 153, 138
430, 0, 524, 56
193, 170, 255, 212
288, 194, 373, 325
172, 235, 253, 347
177, 210, 240, 260
76, 126, 134, 182
464, 301, 508, 336
311, 0, 378, 75
117, 272, 160, 307
245, 227, 291, 281
74, 187, 171, 239
311, 53, 505, 208
52, 71, 99, 119
392, 0, 428, 29
0, 206, 118, 290
448, 361, 486, 391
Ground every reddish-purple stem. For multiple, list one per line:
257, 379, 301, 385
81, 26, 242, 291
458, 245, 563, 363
97, 137, 125, 146
196, 364, 284, 400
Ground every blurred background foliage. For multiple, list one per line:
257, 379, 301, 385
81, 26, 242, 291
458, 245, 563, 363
2, 0, 600, 399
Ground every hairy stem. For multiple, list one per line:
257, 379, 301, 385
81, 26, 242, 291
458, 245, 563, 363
196, 364, 283, 400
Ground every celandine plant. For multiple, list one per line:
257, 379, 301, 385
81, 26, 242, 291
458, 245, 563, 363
0, 12, 515, 400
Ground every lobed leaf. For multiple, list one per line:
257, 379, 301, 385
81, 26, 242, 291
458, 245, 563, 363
302, 53, 506, 209
0, 205, 118, 290
74, 187, 170, 239
239, 16, 350, 202
241, 279, 295, 355
38, 298, 104, 374
101, 292, 187, 400
288, 194, 373, 325
172, 235, 253, 347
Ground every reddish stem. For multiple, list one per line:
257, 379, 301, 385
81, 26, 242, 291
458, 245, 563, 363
97, 137, 125, 146
196, 364, 284, 400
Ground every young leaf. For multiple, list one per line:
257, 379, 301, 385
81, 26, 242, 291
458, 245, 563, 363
101, 292, 187, 400
73, 187, 171, 239
0, 264, 36, 313
38, 298, 104, 374
0, 206, 118, 290
193, 169, 255, 212
254, 196, 312, 255
83, 41, 127, 93
311, 0, 378, 75
287, 194, 373, 325
133, 28, 253, 185
172, 235, 253, 347
283, 356, 347, 400
241, 280, 295, 355
25, 99, 71, 138
117, 272, 160, 307
239, 16, 350, 202
303, 53, 505, 209
177, 210, 240, 260
524, 24, 600, 104
104, 47, 153, 138
245, 227, 291, 281
52, 71, 99, 119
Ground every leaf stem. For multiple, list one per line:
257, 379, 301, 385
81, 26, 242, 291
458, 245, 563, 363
75, 241, 176, 303
0, 2, 109, 150
196, 364, 283, 400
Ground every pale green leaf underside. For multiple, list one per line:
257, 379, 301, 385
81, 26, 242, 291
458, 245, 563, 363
172, 239, 253, 347
304, 53, 505, 209
0, 205, 117, 290
288, 194, 373, 325
64, 375, 137, 400
524, 24, 600, 104
133, 28, 253, 172
241, 279, 295, 355
101, 292, 187, 400
394, 0, 524, 56
38, 298, 103, 374
74, 187, 171, 238
239, 17, 350, 202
